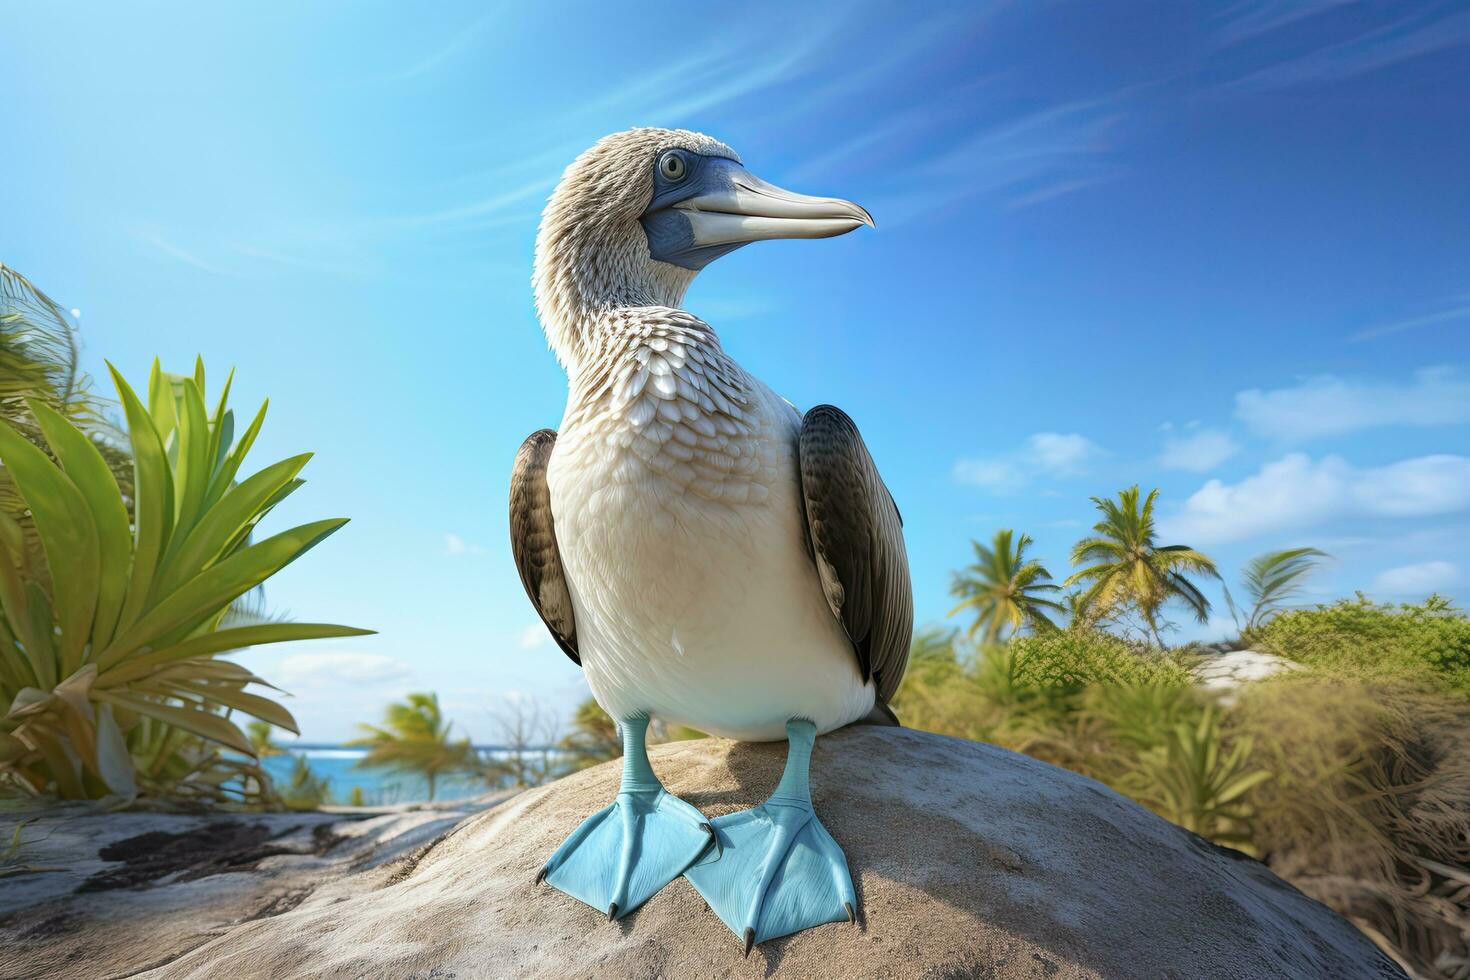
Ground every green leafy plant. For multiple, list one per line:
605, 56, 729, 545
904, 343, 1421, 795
1123, 704, 1271, 848
948, 529, 1065, 643
558, 698, 621, 772
1008, 629, 1194, 691
350, 692, 476, 801
0, 359, 371, 800
0, 266, 131, 564
280, 754, 331, 810
1065, 485, 1219, 646
1255, 594, 1470, 695
1226, 547, 1330, 637
247, 720, 285, 759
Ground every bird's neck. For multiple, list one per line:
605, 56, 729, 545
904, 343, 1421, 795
533, 232, 698, 380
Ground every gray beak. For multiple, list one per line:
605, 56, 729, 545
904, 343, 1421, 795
675, 169, 874, 247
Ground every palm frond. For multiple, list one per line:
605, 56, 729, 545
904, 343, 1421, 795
1067, 486, 1218, 646
1242, 547, 1329, 631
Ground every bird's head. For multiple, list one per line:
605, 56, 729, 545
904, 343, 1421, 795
533, 128, 871, 370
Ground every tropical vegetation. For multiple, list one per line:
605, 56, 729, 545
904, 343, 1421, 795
0, 266, 130, 524
899, 588, 1469, 978
1065, 485, 1220, 644
0, 267, 370, 802
556, 697, 621, 771
1257, 592, 1470, 695
279, 754, 332, 811
0, 358, 370, 800
348, 692, 477, 801
1227, 546, 1330, 639
947, 529, 1064, 642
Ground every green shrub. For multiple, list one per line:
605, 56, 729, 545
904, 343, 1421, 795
0, 359, 371, 801
1009, 629, 1193, 690
280, 754, 330, 810
1120, 704, 1271, 849
893, 620, 1470, 975
1256, 594, 1470, 695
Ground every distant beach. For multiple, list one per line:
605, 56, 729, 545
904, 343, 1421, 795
263, 744, 569, 805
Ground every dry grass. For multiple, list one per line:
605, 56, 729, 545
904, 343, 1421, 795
893, 626, 1470, 978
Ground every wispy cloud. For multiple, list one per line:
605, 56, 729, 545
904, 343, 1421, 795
381, 10, 503, 82
876, 97, 1126, 223
1005, 174, 1117, 211
955, 432, 1106, 493
444, 533, 485, 557
518, 625, 549, 650
1220, 7, 1470, 93
760, 10, 981, 133
275, 651, 411, 689
1234, 366, 1470, 441
137, 230, 238, 276
1211, 1, 1352, 47
1351, 297, 1470, 341
370, 177, 553, 234
228, 241, 367, 279
1158, 428, 1241, 472
359, 21, 848, 237
1371, 560, 1457, 597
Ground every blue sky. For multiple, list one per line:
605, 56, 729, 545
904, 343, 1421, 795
3, 2, 1467, 741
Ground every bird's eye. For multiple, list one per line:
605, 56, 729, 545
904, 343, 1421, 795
659, 152, 687, 181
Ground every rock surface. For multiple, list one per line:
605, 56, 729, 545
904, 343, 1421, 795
1193, 649, 1300, 694
63, 727, 1404, 980
0, 794, 508, 980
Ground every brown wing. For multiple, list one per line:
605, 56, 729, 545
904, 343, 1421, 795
509, 429, 578, 665
797, 405, 912, 707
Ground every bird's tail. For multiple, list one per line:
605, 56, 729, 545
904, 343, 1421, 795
855, 701, 900, 727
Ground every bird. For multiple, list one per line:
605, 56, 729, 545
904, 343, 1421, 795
511, 128, 911, 953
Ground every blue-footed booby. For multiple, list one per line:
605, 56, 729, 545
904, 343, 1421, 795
511, 128, 912, 952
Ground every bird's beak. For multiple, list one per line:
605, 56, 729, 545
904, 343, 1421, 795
673, 169, 873, 248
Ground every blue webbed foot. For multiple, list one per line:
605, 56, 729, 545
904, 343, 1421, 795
539, 716, 713, 920
684, 719, 857, 952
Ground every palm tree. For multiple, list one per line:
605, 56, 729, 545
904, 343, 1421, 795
1231, 547, 1329, 635
0, 265, 131, 550
247, 721, 285, 758
557, 698, 622, 772
1062, 590, 1097, 632
1065, 486, 1219, 646
349, 693, 476, 801
948, 529, 1065, 644
280, 755, 332, 810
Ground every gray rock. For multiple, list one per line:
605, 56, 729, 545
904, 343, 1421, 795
1194, 649, 1301, 694
51, 727, 1402, 980
0, 795, 508, 980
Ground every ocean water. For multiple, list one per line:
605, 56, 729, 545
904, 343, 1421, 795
261, 744, 565, 805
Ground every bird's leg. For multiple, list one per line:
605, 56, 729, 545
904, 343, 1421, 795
538, 715, 714, 920
685, 719, 857, 954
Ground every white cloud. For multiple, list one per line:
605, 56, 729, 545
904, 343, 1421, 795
1372, 561, 1457, 597
274, 651, 411, 690
518, 625, 549, 650
953, 458, 1025, 493
1234, 367, 1470, 442
954, 432, 1105, 493
443, 533, 484, 556
1161, 453, 1470, 544
1158, 429, 1241, 472
1027, 433, 1101, 474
